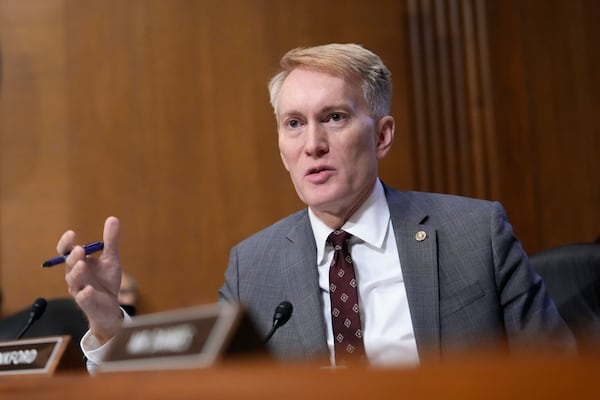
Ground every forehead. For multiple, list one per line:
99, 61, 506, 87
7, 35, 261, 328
277, 68, 364, 114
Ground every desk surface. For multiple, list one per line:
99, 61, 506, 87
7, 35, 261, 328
1, 352, 599, 399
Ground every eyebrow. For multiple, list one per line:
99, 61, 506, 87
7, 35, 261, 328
279, 103, 355, 120
320, 104, 354, 114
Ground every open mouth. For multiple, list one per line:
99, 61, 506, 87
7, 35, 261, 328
308, 168, 325, 175
305, 167, 334, 183
307, 166, 331, 176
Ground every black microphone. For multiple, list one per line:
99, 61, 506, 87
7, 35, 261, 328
264, 301, 293, 343
16, 297, 47, 339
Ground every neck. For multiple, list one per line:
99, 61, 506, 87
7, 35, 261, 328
312, 211, 352, 230
310, 180, 377, 230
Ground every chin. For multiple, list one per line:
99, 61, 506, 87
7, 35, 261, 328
297, 184, 347, 210
303, 195, 342, 213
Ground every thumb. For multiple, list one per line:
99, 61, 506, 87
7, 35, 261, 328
102, 216, 121, 258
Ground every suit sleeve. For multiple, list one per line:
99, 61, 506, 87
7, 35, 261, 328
218, 246, 240, 302
490, 201, 576, 351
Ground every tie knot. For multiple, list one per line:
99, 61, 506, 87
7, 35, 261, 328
327, 230, 352, 249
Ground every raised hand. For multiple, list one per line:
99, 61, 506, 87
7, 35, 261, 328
60, 216, 124, 344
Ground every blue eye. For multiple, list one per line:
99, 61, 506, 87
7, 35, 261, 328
287, 119, 300, 128
327, 113, 346, 123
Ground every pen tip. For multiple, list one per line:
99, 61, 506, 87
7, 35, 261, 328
41, 262, 51, 267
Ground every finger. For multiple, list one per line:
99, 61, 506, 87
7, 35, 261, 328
65, 258, 88, 294
102, 216, 120, 258
64, 245, 86, 272
57, 230, 76, 255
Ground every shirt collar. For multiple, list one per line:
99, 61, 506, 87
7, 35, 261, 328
309, 179, 390, 265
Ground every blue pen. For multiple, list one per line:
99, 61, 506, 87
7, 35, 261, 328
41, 241, 104, 268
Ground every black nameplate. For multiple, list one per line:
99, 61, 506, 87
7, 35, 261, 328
99, 302, 264, 372
0, 336, 70, 376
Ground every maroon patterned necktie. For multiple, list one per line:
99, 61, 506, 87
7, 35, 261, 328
327, 230, 365, 364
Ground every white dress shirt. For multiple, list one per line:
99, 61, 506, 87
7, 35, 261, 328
80, 309, 131, 374
309, 179, 419, 367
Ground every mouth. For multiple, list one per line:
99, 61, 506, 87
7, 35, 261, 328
304, 166, 334, 183
306, 166, 332, 176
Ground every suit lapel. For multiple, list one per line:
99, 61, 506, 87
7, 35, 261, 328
281, 213, 329, 357
386, 186, 441, 356
275, 187, 442, 359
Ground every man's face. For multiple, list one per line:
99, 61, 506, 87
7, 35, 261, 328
276, 68, 393, 224
118, 274, 137, 307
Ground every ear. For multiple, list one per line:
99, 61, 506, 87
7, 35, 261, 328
375, 116, 394, 160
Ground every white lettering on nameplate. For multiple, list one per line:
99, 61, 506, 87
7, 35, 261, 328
0, 349, 38, 365
126, 324, 197, 355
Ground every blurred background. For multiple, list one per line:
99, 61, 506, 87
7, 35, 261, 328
0, 0, 597, 316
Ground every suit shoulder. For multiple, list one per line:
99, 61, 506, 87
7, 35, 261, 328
233, 209, 308, 249
384, 185, 505, 224
407, 191, 497, 209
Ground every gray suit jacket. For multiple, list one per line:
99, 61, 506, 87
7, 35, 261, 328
219, 185, 575, 362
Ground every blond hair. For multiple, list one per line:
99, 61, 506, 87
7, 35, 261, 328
268, 43, 392, 119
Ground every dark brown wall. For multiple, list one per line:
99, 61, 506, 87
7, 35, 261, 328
405, 0, 599, 253
0, 0, 597, 315
486, 0, 599, 251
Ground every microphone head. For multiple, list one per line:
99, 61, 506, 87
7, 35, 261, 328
273, 301, 293, 327
30, 297, 47, 321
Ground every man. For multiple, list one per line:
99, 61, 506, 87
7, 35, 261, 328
59, 43, 574, 368
118, 271, 139, 316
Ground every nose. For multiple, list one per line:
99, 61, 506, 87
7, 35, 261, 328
304, 123, 329, 157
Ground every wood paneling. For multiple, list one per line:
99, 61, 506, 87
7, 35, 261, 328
0, 0, 71, 314
406, 0, 498, 199
405, 0, 599, 253
1, 0, 598, 316
0, 0, 411, 314
485, 0, 599, 252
